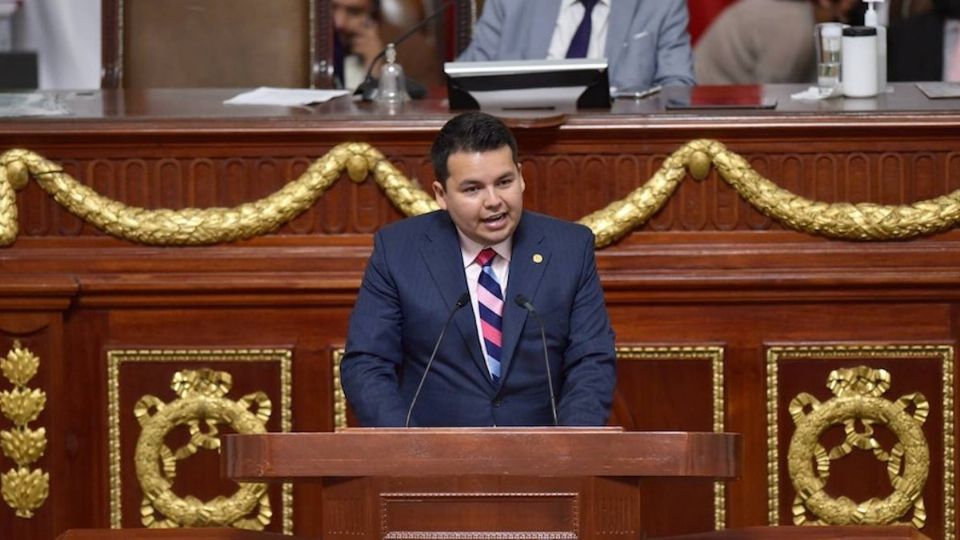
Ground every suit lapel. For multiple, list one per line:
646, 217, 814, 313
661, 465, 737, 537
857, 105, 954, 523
420, 213, 488, 382
605, 0, 640, 65
498, 213, 548, 386
527, 0, 563, 59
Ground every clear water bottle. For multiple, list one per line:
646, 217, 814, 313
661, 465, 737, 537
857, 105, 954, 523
375, 44, 410, 105
815, 23, 844, 92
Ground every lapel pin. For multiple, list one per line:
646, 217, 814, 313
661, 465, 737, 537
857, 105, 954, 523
533, 254, 543, 264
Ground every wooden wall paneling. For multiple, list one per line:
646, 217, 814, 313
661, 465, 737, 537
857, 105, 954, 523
60, 309, 110, 532
6, 135, 957, 239
605, 302, 956, 530
0, 310, 67, 540
6, 107, 960, 242
95, 303, 356, 537
4, 88, 960, 538
287, 340, 350, 537
611, 346, 726, 537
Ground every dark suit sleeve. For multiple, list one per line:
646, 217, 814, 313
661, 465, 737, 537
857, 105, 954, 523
341, 231, 408, 427
557, 229, 617, 426
457, 0, 506, 62
653, 0, 696, 87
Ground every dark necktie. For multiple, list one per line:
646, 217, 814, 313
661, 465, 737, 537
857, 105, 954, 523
565, 0, 600, 59
333, 36, 346, 89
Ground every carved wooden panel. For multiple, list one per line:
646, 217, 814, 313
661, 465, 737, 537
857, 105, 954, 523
322, 476, 638, 540
105, 349, 293, 533
766, 344, 955, 540
0, 314, 62, 540
611, 346, 725, 538
380, 491, 579, 539
10, 147, 960, 239
16, 156, 409, 238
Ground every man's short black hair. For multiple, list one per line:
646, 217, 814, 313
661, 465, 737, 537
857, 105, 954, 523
431, 112, 519, 185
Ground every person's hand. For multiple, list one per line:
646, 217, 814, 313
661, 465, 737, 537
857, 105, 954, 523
351, 18, 385, 75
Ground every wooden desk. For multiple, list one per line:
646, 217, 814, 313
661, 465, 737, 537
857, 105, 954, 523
0, 85, 955, 540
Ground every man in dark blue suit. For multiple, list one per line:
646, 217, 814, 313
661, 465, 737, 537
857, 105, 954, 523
341, 112, 616, 427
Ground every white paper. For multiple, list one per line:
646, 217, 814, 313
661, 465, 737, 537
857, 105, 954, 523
224, 87, 350, 106
790, 86, 840, 101
915, 82, 960, 99
0, 93, 71, 116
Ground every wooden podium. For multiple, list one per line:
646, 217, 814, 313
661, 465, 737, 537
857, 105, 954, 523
655, 526, 932, 539
222, 428, 738, 540
55, 530, 305, 540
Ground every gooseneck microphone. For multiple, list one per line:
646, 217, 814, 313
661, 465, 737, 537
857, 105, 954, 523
405, 292, 471, 427
354, 0, 459, 101
514, 294, 559, 427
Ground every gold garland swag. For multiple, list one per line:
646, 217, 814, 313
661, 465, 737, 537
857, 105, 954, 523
3, 140, 960, 248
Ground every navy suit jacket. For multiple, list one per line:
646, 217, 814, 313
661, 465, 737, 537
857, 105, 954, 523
458, 0, 695, 89
341, 210, 616, 427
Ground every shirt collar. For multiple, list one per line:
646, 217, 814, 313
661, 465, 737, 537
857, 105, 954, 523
458, 230, 513, 268
563, 0, 609, 8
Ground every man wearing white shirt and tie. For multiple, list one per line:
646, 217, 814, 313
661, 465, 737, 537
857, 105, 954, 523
888, 0, 960, 82
458, 0, 695, 91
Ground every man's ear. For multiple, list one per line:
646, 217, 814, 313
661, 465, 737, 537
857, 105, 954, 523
432, 181, 448, 209
517, 163, 525, 192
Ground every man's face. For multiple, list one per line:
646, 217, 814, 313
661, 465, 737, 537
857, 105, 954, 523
432, 146, 525, 246
815, 0, 858, 22
332, 0, 374, 49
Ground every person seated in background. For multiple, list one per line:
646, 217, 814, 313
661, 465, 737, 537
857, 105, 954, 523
333, 0, 443, 92
888, 0, 960, 81
458, 0, 695, 91
695, 0, 859, 85
332, 0, 384, 89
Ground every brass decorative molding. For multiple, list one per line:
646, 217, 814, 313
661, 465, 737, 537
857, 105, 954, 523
766, 345, 954, 540
616, 346, 726, 530
0, 144, 437, 246
7, 140, 960, 247
332, 349, 347, 431
0, 340, 48, 518
107, 349, 293, 534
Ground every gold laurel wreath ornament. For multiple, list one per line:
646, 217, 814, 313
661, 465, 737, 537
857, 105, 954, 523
788, 366, 929, 527
134, 369, 274, 529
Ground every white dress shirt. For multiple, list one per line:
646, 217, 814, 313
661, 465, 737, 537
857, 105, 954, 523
546, 0, 611, 60
458, 231, 512, 362
944, 19, 960, 82
343, 54, 365, 90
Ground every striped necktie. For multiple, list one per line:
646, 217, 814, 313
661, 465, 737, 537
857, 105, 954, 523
476, 248, 503, 382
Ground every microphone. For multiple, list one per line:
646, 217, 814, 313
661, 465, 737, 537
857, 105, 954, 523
514, 295, 559, 427
354, 0, 458, 101
405, 292, 470, 427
